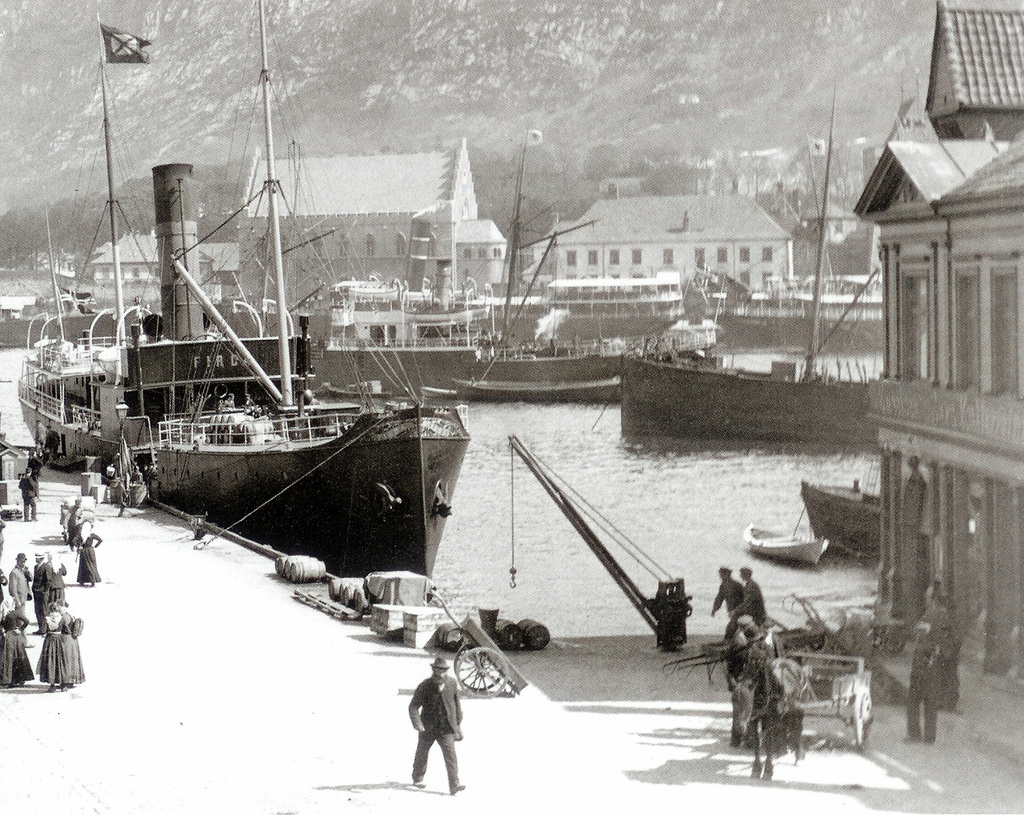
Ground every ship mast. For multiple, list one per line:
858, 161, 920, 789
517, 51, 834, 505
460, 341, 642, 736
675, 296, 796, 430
44, 202, 66, 344
257, 0, 294, 407
803, 96, 836, 382
99, 54, 126, 346
499, 132, 529, 344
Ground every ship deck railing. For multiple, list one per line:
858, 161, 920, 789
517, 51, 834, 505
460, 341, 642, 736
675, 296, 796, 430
157, 411, 356, 449
18, 378, 68, 424
31, 336, 118, 374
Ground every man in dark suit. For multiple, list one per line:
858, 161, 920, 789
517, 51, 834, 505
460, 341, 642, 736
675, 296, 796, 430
732, 566, 767, 627
18, 471, 38, 522
711, 567, 745, 618
408, 656, 465, 795
31, 553, 49, 635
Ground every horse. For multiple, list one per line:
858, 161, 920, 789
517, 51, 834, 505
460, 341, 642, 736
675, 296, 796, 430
744, 649, 810, 780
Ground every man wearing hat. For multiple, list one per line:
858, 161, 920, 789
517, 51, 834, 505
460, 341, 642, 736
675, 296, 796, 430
711, 567, 744, 619
408, 656, 465, 795
31, 553, 49, 635
7, 553, 33, 627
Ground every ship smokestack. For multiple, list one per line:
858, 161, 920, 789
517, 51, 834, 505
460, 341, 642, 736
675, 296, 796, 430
408, 209, 436, 292
153, 163, 203, 340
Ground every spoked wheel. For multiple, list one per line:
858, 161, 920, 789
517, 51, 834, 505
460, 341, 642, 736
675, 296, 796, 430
454, 646, 510, 697
852, 688, 873, 749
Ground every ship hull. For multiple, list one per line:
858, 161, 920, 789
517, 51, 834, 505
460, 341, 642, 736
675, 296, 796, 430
717, 312, 883, 352
316, 346, 622, 401
21, 395, 468, 577
620, 357, 875, 445
800, 480, 880, 560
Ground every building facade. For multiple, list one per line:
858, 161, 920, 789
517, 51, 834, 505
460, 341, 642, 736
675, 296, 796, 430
555, 194, 792, 292
856, 0, 1024, 681
244, 140, 505, 298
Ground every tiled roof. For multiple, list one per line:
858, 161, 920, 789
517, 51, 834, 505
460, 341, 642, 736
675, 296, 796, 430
559, 195, 790, 245
936, 1, 1024, 109
247, 153, 453, 217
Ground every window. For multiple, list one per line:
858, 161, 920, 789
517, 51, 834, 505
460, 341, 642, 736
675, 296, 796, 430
365, 233, 376, 258
631, 248, 642, 265
762, 246, 773, 262
462, 248, 472, 260
954, 269, 979, 390
395, 233, 407, 256
566, 250, 577, 267
663, 248, 674, 265
695, 248, 705, 268
339, 235, 350, 256
900, 270, 930, 381
493, 247, 502, 259
717, 247, 728, 263
739, 247, 750, 263
740, 271, 750, 286
588, 250, 598, 266
477, 247, 486, 259
991, 269, 1018, 395
609, 249, 620, 265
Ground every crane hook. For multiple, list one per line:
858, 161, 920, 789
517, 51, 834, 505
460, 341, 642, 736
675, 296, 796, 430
509, 566, 517, 589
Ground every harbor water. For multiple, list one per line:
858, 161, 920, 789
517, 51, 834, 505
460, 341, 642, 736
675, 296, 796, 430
0, 347, 880, 640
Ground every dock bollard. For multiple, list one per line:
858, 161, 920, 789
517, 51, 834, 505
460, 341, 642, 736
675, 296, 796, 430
478, 608, 499, 637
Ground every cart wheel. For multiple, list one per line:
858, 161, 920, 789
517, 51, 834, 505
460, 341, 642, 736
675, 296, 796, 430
853, 689, 873, 749
454, 647, 509, 697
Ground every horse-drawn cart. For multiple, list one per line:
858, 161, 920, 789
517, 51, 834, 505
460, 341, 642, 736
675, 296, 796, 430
779, 650, 873, 749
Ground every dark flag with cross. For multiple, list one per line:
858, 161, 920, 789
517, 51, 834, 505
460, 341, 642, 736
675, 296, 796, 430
100, 23, 151, 64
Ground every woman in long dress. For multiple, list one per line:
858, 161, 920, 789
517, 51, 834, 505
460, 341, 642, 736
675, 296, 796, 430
37, 601, 84, 692
0, 606, 34, 687
76, 524, 103, 587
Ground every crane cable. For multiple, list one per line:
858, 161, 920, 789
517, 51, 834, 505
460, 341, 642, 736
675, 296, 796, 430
509, 443, 517, 588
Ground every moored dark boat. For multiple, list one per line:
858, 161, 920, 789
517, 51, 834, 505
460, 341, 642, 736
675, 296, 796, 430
620, 356, 873, 445
453, 375, 620, 403
800, 480, 880, 560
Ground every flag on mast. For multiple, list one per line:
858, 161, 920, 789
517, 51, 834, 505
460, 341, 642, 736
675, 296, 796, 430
100, 24, 151, 64
526, 129, 543, 146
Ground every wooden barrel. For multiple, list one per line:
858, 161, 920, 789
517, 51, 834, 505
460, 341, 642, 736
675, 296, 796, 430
434, 622, 464, 652
493, 618, 524, 651
327, 576, 344, 602
275, 555, 288, 576
286, 556, 326, 583
348, 584, 367, 614
518, 619, 551, 650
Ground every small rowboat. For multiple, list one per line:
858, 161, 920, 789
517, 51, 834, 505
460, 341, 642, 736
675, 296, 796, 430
744, 524, 829, 566
452, 376, 620, 403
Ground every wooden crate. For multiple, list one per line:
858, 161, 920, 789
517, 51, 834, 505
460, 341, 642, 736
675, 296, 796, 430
370, 604, 407, 637
403, 608, 447, 649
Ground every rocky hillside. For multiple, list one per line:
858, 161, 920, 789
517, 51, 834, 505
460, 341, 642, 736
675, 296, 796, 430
0, 0, 937, 214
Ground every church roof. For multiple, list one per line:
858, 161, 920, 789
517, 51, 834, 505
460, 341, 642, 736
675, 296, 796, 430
928, 1, 1024, 112
247, 152, 454, 217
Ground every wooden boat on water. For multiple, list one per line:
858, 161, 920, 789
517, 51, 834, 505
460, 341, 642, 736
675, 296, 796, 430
452, 375, 620, 403
800, 480, 880, 560
744, 524, 829, 566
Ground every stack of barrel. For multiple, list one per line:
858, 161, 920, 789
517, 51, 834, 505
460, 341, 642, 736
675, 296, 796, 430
483, 609, 551, 651
275, 555, 326, 584
326, 576, 369, 614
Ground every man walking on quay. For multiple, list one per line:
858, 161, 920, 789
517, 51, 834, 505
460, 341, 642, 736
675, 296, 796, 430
906, 593, 955, 744
731, 566, 767, 628
18, 471, 38, 522
408, 656, 465, 796
711, 567, 745, 619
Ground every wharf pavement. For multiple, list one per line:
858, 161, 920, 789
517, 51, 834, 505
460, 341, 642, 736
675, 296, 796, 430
1, 472, 1023, 814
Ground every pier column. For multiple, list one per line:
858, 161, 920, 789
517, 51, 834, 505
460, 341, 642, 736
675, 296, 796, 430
878, 448, 896, 612
985, 481, 1019, 675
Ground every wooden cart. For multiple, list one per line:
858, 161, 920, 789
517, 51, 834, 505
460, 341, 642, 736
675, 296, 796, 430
782, 650, 873, 749
451, 615, 529, 698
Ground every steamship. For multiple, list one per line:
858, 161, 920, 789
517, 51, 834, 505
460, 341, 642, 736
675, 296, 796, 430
18, 13, 469, 578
